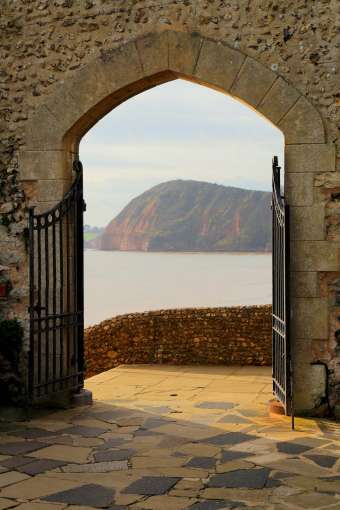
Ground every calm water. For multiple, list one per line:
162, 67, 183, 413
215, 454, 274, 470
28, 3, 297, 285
84, 250, 272, 326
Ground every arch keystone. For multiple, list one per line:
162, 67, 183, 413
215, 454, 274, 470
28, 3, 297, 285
168, 31, 202, 76
135, 31, 169, 76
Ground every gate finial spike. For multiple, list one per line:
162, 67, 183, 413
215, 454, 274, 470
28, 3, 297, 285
73, 160, 83, 174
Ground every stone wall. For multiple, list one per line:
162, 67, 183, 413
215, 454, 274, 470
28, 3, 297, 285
84, 305, 272, 378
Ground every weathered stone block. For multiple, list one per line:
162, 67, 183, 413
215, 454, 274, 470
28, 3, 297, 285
285, 143, 335, 173
194, 39, 245, 92
290, 205, 325, 241
279, 98, 325, 144
258, 77, 300, 125
314, 171, 340, 188
135, 31, 169, 76
97, 40, 144, 90
294, 361, 327, 413
292, 297, 328, 338
291, 241, 338, 271
168, 31, 202, 76
230, 57, 276, 107
24, 105, 65, 151
291, 271, 318, 298
34, 201, 60, 214
19, 150, 73, 182
37, 180, 71, 204
285, 173, 314, 206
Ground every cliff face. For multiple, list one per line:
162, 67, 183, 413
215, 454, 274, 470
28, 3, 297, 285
93, 180, 272, 252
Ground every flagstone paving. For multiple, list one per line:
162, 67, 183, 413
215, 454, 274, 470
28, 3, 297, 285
0, 365, 340, 509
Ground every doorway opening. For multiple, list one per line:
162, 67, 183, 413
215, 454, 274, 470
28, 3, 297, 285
74, 78, 287, 414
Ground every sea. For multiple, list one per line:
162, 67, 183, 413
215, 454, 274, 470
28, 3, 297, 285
84, 250, 272, 326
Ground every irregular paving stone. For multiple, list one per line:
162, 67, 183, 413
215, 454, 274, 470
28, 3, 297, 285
195, 402, 235, 410
61, 425, 108, 437
123, 476, 180, 495
0, 470, 30, 488
304, 453, 337, 468
265, 478, 281, 488
134, 495, 195, 510
186, 457, 216, 469
134, 429, 162, 437
237, 408, 262, 417
220, 451, 253, 463
276, 441, 314, 455
190, 414, 220, 425
189, 501, 244, 509
209, 467, 271, 489
142, 417, 172, 429
206, 432, 256, 446
11, 428, 57, 439
17, 459, 66, 475
284, 491, 339, 508
94, 409, 135, 423
0, 474, 81, 500
62, 460, 128, 472
267, 458, 331, 477
216, 460, 254, 474
94, 448, 135, 462
95, 438, 130, 449
271, 471, 294, 479
140, 405, 173, 414
157, 436, 188, 449
0, 442, 48, 456
115, 416, 146, 427
44, 483, 115, 507
0, 456, 37, 469
0, 497, 20, 509
218, 415, 250, 424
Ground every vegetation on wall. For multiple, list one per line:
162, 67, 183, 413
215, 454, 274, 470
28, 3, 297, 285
0, 319, 25, 405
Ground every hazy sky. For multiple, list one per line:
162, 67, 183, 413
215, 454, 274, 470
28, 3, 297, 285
80, 79, 284, 227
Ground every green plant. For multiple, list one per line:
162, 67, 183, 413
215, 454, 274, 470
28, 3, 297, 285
0, 214, 11, 229
0, 319, 23, 364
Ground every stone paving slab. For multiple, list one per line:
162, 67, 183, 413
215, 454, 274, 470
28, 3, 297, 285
1, 365, 340, 509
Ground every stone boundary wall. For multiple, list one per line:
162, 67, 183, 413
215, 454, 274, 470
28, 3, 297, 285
84, 305, 272, 378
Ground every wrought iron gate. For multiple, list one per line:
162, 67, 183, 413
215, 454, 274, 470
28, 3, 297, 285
272, 156, 293, 423
28, 160, 85, 402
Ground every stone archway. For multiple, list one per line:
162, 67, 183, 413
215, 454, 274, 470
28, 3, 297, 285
20, 30, 336, 414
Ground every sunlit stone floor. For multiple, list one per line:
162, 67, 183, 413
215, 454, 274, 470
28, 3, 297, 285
0, 365, 340, 509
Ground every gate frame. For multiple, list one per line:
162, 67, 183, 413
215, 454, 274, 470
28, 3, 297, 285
20, 29, 336, 414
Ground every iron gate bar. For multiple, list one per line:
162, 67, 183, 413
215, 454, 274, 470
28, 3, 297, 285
271, 155, 294, 429
28, 160, 85, 403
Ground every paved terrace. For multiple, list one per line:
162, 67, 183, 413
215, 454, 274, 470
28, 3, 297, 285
0, 366, 340, 510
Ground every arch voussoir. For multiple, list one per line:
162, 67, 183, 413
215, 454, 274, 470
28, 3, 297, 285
258, 77, 301, 125
230, 56, 277, 108
193, 38, 245, 93
279, 96, 325, 144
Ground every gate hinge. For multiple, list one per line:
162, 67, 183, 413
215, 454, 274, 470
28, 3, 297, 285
83, 200, 87, 212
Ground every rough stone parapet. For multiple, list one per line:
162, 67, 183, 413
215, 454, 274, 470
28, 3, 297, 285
84, 305, 272, 378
